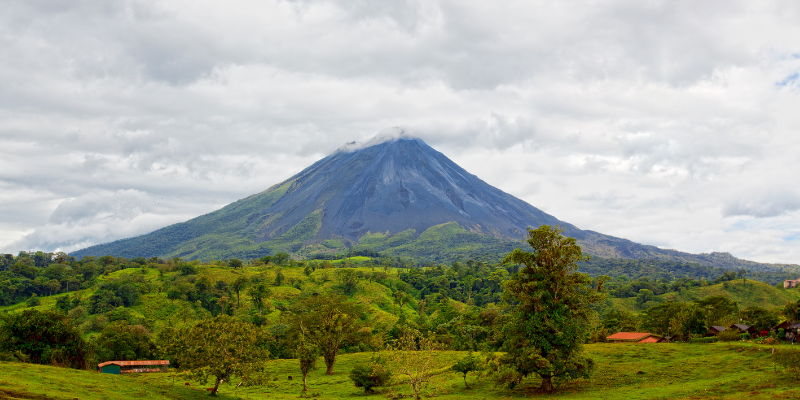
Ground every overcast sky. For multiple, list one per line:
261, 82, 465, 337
1, 0, 799, 263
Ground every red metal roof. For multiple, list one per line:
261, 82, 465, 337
606, 332, 651, 341
638, 336, 660, 343
98, 360, 169, 368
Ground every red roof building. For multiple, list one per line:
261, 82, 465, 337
606, 332, 663, 343
98, 360, 169, 374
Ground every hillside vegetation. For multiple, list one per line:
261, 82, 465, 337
5, 244, 800, 399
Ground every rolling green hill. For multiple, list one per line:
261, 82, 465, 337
2, 343, 799, 399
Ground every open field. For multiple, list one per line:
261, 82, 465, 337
2, 343, 799, 400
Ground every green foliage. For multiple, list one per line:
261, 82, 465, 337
739, 306, 779, 331
26, 294, 41, 307
349, 354, 392, 393
0, 309, 87, 369
94, 320, 155, 362
386, 329, 444, 400
451, 353, 481, 388
500, 225, 604, 393
292, 295, 368, 375
158, 314, 271, 395
227, 258, 243, 269
297, 341, 318, 393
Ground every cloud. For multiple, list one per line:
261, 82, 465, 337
723, 190, 800, 218
1, 0, 800, 263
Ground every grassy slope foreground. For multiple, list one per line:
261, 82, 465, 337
1, 343, 798, 400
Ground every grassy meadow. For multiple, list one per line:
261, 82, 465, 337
2, 342, 799, 400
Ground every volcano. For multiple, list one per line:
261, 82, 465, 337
71, 134, 790, 271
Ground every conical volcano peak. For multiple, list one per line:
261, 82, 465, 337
337, 127, 420, 153
72, 132, 790, 273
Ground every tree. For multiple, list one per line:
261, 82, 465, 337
231, 276, 248, 308
640, 301, 685, 337
737, 269, 748, 284
0, 309, 87, 369
272, 252, 290, 266
499, 225, 604, 393
296, 339, 318, 393
227, 258, 243, 269
159, 315, 270, 395
292, 294, 367, 375
635, 288, 655, 307
350, 354, 393, 393
694, 295, 738, 326
739, 306, 778, 331
248, 283, 271, 316
94, 321, 155, 362
386, 329, 443, 400
452, 353, 481, 389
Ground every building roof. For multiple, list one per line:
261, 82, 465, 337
709, 326, 727, 332
638, 337, 661, 343
98, 360, 170, 368
730, 324, 751, 331
607, 332, 655, 341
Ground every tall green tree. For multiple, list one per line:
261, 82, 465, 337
159, 315, 270, 395
499, 225, 604, 393
231, 276, 248, 308
292, 294, 367, 375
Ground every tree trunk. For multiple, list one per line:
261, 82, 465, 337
211, 377, 221, 395
464, 374, 470, 389
411, 380, 421, 400
325, 357, 335, 374
302, 373, 308, 392
539, 375, 554, 393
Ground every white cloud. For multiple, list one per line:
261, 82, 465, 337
1, 0, 800, 263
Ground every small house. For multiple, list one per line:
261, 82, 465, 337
774, 321, 800, 334
606, 332, 663, 343
98, 360, 169, 374
784, 279, 800, 289
706, 326, 727, 336
729, 324, 757, 335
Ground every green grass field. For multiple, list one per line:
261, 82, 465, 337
2, 342, 798, 400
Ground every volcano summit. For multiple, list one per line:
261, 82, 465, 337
72, 135, 791, 271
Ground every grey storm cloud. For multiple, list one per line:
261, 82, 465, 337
1, 0, 800, 262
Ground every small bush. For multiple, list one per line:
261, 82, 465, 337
716, 330, 740, 342
741, 333, 752, 341
349, 355, 392, 393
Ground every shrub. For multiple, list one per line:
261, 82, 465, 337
716, 329, 740, 342
349, 355, 393, 393
741, 333, 752, 341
